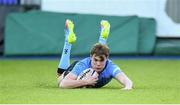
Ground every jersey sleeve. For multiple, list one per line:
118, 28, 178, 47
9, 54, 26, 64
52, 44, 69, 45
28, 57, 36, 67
110, 64, 122, 77
71, 62, 87, 76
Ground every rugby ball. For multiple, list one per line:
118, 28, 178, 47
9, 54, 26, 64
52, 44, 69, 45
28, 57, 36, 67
77, 68, 98, 80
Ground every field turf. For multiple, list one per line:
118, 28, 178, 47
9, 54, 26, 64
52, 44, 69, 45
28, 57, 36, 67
0, 59, 180, 104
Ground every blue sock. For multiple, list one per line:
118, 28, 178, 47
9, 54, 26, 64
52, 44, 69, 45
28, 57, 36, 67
58, 30, 71, 69
98, 36, 107, 45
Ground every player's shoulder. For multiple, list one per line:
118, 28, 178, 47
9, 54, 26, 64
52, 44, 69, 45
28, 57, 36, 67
71, 57, 91, 76
106, 59, 120, 70
105, 59, 122, 76
80, 57, 90, 62
106, 59, 115, 66
79, 57, 90, 63
76, 57, 91, 67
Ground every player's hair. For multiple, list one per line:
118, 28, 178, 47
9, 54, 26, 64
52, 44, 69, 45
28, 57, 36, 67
90, 43, 109, 59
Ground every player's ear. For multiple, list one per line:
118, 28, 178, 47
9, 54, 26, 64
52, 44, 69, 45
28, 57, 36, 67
90, 54, 94, 58
90, 55, 93, 61
90, 54, 95, 61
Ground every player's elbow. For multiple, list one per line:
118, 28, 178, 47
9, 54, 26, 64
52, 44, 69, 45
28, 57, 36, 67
59, 80, 68, 88
59, 79, 74, 89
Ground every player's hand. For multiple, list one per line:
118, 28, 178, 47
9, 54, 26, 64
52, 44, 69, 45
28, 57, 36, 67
85, 69, 99, 85
83, 75, 98, 86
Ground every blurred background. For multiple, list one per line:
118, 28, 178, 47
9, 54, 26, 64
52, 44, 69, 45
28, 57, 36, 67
0, 0, 180, 57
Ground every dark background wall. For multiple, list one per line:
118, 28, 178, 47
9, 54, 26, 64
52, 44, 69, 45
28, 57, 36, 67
0, 0, 40, 55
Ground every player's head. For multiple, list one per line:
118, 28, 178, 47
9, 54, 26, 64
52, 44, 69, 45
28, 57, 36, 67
90, 43, 109, 72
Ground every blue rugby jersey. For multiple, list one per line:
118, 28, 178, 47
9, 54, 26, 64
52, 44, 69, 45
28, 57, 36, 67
71, 57, 122, 88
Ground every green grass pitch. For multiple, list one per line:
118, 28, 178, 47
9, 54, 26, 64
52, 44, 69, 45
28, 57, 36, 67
0, 59, 180, 104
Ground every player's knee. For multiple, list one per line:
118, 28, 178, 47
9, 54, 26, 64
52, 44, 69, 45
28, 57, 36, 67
58, 79, 67, 88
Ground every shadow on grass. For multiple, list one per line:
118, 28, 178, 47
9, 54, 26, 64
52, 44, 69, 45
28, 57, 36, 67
101, 86, 121, 89
35, 81, 124, 90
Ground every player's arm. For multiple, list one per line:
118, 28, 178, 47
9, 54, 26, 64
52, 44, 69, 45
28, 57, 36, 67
59, 72, 98, 88
114, 72, 133, 90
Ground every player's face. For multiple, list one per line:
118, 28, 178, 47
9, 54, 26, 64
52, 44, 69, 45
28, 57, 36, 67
91, 54, 107, 72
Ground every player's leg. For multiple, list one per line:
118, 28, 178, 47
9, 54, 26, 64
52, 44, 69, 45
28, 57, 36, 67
57, 19, 76, 77
57, 19, 76, 86
98, 20, 110, 45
